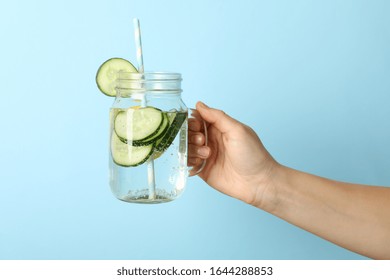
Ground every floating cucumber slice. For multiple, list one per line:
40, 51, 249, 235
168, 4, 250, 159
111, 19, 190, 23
139, 112, 169, 145
111, 132, 153, 167
96, 58, 137, 96
114, 107, 164, 145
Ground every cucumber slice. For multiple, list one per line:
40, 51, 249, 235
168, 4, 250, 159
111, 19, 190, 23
139, 112, 169, 145
155, 111, 187, 152
114, 107, 164, 145
111, 132, 153, 167
96, 58, 137, 97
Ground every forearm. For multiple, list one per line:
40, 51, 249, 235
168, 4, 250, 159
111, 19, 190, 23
257, 164, 390, 259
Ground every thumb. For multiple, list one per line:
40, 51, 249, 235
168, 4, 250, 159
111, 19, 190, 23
196, 101, 239, 133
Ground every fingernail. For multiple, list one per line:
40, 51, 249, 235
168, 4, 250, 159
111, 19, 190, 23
198, 101, 209, 109
191, 134, 202, 144
198, 146, 209, 157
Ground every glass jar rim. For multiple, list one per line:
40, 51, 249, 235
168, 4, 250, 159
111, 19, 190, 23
115, 71, 182, 94
117, 71, 182, 81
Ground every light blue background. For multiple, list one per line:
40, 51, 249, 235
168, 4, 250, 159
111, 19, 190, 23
1, 0, 389, 260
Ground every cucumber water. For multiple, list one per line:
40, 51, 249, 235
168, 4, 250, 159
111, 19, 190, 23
109, 106, 188, 203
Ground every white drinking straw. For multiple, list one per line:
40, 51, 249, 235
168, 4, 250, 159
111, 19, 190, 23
133, 18, 145, 73
133, 18, 156, 200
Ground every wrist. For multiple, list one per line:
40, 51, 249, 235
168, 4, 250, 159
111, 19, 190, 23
251, 162, 288, 214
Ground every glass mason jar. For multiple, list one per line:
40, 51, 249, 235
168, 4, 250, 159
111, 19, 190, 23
109, 72, 206, 204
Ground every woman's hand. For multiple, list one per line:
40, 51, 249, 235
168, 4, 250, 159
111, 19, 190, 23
188, 101, 278, 206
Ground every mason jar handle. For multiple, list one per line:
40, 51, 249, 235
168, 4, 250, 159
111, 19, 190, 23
188, 108, 208, 176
